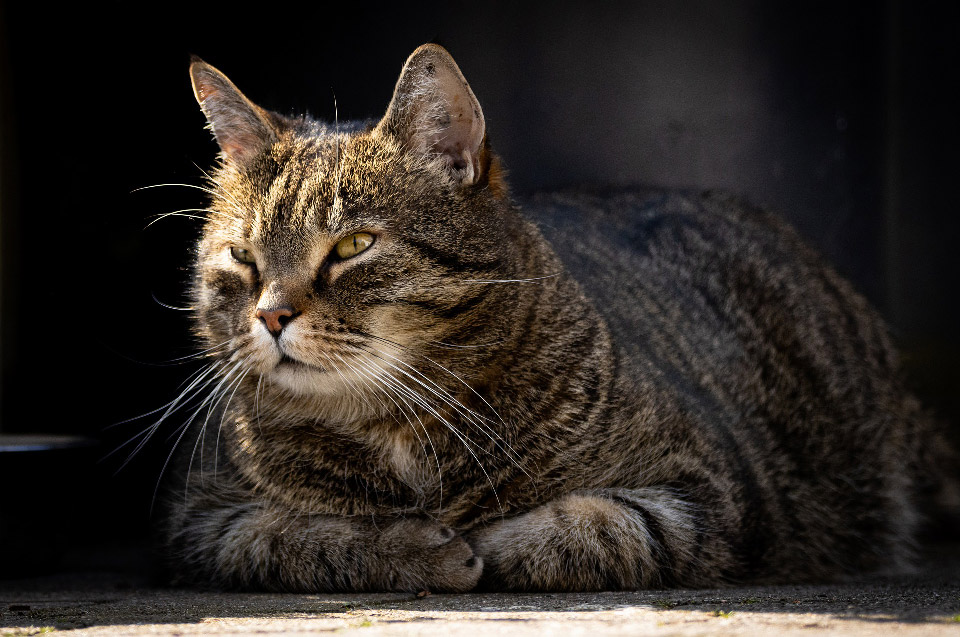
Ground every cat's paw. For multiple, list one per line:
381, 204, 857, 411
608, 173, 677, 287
471, 493, 656, 591
374, 518, 483, 592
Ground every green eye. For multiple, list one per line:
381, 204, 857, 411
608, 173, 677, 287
230, 246, 256, 264
334, 233, 375, 260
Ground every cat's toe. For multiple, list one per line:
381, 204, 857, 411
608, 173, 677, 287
438, 537, 483, 591
436, 525, 457, 544
429, 528, 483, 590
376, 519, 482, 592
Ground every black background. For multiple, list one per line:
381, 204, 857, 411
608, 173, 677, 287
1, 1, 958, 565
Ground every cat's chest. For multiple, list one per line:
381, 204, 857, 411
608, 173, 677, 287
227, 415, 456, 512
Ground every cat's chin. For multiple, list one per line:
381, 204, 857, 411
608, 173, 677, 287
268, 357, 337, 396
278, 354, 321, 371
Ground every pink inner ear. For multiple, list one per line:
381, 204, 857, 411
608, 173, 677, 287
219, 123, 275, 163
209, 113, 273, 165
196, 84, 217, 102
418, 73, 484, 182
222, 141, 248, 161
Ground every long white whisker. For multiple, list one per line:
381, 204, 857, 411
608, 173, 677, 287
212, 363, 251, 480
171, 360, 245, 458
333, 91, 342, 207
151, 367, 232, 517
144, 209, 232, 229
255, 373, 265, 436
106, 362, 216, 431
193, 162, 240, 202
342, 353, 443, 505
361, 343, 527, 474
177, 359, 248, 507
109, 362, 226, 470
131, 183, 244, 211
366, 334, 508, 428
151, 292, 196, 313
428, 338, 505, 350
353, 354, 498, 512
463, 273, 560, 284
363, 335, 531, 478
148, 339, 231, 367
153, 362, 226, 428
325, 352, 391, 419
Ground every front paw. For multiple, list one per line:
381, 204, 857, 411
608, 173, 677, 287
374, 519, 483, 592
471, 494, 651, 591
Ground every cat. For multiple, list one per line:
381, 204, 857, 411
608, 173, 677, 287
160, 43, 953, 592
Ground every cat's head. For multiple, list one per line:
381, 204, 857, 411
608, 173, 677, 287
188, 45, 521, 415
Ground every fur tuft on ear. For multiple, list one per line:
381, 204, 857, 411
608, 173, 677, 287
376, 44, 486, 186
189, 58, 277, 166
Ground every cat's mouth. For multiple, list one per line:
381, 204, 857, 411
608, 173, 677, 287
277, 354, 324, 372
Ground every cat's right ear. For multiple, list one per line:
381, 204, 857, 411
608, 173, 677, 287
189, 58, 277, 166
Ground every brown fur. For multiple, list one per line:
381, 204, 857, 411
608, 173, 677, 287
160, 44, 951, 592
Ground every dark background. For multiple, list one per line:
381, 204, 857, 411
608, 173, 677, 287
1, 1, 958, 569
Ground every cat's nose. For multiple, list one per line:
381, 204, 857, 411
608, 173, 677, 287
256, 305, 296, 337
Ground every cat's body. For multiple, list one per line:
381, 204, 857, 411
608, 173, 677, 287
162, 44, 947, 592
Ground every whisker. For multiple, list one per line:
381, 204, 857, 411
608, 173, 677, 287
364, 346, 516, 463
105, 363, 214, 431
255, 373, 265, 436
327, 352, 391, 419
212, 362, 251, 480
202, 368, 248, 490
161, 365, 239, 447
192, 164, 249, 215
144, 208, 231, 229
342, 353, 443, 504
107, 362, 226, 471
152, 292, 195, 313
463, 273, 560, 284
147, 339, 232, 368
132, 182, 244, 211
359, 338, 528, 475
98, 338, 228, 371
332, 90, 342, 207
352, 353, 498, 512
428, 338, 505, 350
174, 359, 248, 508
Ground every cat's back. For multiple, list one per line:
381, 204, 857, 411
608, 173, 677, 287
521, 187, 922, 493
522, 185, 900, 413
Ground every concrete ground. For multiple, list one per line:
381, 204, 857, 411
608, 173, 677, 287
2, 543, 959, 637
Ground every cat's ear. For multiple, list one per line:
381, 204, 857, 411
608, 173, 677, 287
189, 58, 278, 166
376, 44, 486, 186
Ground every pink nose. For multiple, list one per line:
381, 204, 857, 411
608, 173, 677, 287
256, 306, 295, 336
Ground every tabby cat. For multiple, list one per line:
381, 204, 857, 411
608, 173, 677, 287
162, 43, 948, 592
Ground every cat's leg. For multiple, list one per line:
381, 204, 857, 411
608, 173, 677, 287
471, 487, 722, 591
165, 480, 482, 592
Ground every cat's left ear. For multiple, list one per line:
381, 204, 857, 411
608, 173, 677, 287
376, 44, 486, 186
189, 57, 278, 166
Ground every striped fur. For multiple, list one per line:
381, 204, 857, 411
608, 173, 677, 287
160, 45, 951, 592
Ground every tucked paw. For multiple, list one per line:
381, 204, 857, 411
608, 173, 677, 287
374, 519, 483, 592
471, 494, 654, 591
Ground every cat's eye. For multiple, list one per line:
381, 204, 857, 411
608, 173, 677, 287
230, 246, 256, 264
334, 233, 375, 260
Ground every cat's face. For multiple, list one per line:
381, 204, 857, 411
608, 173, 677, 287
190, 46, 513, 410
